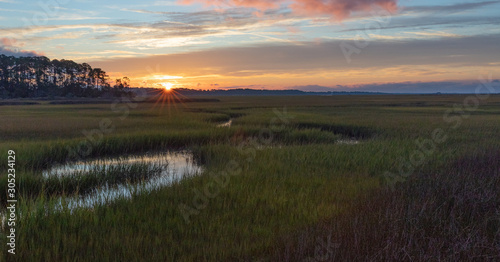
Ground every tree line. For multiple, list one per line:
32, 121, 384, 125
0, 55, 132, 98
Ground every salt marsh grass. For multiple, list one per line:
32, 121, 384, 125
1, 95, 500, 261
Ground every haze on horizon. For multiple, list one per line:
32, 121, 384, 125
1, 0, 499, 93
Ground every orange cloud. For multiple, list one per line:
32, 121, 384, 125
180, 0, 398, 20
0, 37, 45, 57
0, 38, 17, 46
179, 0, 281, 10
90, 34, 500, 88
290, 0, 398, 21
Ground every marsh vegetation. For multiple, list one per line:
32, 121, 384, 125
1, 95, 499, 261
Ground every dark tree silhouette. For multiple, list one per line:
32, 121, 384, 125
0, 55, 131, 98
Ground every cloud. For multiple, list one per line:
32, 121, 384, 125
403, 0, 500, 15
332, 80, 500, 94
0, 37, 43, 57
88, 34, 500, 90
180, 0, 282, 10
0, 46, 43, 57
180, 0, 399, 20
289, 0, 398, 21
338, 0, 500, 34
0, 38, 16, 46
0, 7, 301, 55
288, 80, 500, 93
293, 85, 335, 92
85, 30, 500, 90
91, 34, 500, 75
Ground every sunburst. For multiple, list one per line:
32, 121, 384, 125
150, 82, 188, 115
161, 82, 174, 91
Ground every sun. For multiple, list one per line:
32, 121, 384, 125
161, 82, 174, 91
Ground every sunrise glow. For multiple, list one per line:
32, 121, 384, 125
161, 82, 174, 91
2, 0, 499, 93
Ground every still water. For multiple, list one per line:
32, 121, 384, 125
43, 151, 202, 210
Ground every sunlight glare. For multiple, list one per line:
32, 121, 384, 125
161, 82, 174, 91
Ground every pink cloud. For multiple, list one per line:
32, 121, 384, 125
180, 0, 398, 20
252, 10, 264, 17
290, 0, 398, 21
287, 26, 301, 34
179, 0, 281, 10
0, 37, 45, 57
0, 38, 17, 46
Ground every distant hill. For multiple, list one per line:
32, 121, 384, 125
130, 88, 384, 97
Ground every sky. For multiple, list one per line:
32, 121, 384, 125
1, 0, 500, 93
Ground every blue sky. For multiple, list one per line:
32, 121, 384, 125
1, 0, 499, 92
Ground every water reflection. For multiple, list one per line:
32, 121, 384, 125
217, 119, 232, 128
44, 151, 202, 210
337, 139, 360, 145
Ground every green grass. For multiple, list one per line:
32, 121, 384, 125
272, 148, 500, 261
1, 162, 164, 202
1, 95, 500, 261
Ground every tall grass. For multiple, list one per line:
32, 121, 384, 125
1, 95, 500, 261
273, 148, 500, 261
0, 162, 164, 203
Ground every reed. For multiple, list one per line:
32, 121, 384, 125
1, 95, 499, 261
